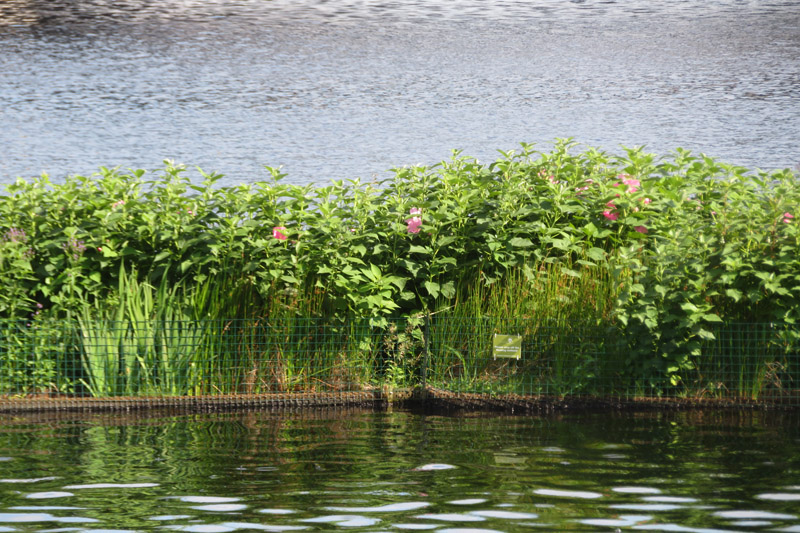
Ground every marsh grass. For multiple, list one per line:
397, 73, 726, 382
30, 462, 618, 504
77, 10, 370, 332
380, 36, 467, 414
427, 260, 622, 395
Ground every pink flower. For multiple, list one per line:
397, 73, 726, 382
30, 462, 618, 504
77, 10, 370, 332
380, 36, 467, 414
602, 201, 620, 220
273, 226, 287, 240
405, 208, 423, 233
641, 197, 652, 204
406, 216, 423, 234
614, 175, 640, 193
634, 226, 648, 234
620, 179, 639, 193
111, 200, 124, 209
783, 212, 794, 223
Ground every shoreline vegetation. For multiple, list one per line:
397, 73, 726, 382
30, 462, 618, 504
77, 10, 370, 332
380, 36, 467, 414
1, 139, 799, 405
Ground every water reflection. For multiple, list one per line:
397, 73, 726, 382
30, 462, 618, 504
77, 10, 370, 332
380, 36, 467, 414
0, 410, 798, 531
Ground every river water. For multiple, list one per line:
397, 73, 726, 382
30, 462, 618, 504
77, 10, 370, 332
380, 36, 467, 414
0, 0, 798, 187
0, 409, 799, 532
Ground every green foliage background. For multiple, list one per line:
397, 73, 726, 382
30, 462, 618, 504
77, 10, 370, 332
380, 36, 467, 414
1, 140, 799, 397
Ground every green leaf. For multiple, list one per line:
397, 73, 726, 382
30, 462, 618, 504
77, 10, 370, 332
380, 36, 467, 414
695, 328, 716, 341
424, 281, 440, 299
586, 247, 605, 261
440, 281, 456, 299
680, 302, 699, 312
388, 276, 408, 290
400, 291, 416, 301
509, 237, 534, 248
582, 222, 598, 238
437, 235, 457, 247
409, 245, 431, 255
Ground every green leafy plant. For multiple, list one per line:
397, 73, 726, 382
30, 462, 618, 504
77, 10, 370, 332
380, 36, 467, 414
1, 142, 798, 400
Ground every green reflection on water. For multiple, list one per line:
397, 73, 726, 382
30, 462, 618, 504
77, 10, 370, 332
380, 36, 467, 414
0, 409, 798, 532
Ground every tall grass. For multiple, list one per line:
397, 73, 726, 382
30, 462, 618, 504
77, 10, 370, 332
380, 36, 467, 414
427, 259, 622, 395
77, 264, 207, 396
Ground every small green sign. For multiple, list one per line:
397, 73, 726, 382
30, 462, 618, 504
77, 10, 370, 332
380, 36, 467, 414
493, 334, 522, 360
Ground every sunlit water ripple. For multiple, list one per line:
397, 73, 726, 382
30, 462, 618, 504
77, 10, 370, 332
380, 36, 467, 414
0, 410, 798, 532
0, 0, 798, 187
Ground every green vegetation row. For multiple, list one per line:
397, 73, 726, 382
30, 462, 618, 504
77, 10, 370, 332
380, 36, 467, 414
1, 139, 799, 398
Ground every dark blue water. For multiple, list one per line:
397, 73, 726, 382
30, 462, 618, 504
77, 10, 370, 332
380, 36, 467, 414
0, 409, 799, 532
1, 1, 799, 187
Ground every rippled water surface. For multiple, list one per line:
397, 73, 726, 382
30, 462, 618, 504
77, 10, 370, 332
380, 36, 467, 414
0, 0, 798, 186
0, 409, 799, 532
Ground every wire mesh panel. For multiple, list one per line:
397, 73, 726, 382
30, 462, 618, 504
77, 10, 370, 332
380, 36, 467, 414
72, 317, 405, 397
0, 320, 80, 397
0, 317, 423, 408
425, 318, 800, 406
0, 317, 798, 410
425, 316, 625, 397
686, 323, 799, 403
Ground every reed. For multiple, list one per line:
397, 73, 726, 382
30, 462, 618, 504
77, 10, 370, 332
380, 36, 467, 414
425, 259, 620, 395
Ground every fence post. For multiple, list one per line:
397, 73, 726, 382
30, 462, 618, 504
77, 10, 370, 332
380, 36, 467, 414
421, 312, 430, 391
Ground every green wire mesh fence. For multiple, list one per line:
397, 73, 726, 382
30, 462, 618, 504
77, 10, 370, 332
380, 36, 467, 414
425, 319, 800, 404
1, 317, 798, 409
